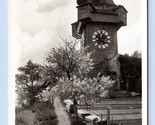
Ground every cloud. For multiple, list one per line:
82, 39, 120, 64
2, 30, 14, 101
15, 0, 76, 36
37, 0, 69, 13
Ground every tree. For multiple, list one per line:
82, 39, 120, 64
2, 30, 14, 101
16, 60, 45, 106
41, 75, 116, 102
131, 50, 141, 58
118, 54, 141, 92
44, 37, 94, 80
41, 37, 117, 101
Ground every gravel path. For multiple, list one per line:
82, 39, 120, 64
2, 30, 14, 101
54, 96, 71, 125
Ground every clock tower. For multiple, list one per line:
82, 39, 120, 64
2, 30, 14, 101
72, 0, 127, 89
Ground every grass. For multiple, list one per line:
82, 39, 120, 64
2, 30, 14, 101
16, 101, 58, 125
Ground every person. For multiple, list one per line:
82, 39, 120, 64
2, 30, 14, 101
69, 104, 74, 114
93, 118, 98, 125
73, 96, 78, 106
72, 95, 79, 122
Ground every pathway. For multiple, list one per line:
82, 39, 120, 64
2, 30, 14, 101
54, 96, 71, 125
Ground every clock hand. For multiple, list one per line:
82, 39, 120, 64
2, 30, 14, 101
96, 34, 102, 44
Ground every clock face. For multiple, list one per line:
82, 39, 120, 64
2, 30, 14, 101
91, 28, 112, 49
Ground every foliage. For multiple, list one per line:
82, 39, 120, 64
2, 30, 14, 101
119, 54, 141, 93
41, 75, 116, 101
131, 50, 141, 58
16, 60, 47, 106
44, 37, 94, 80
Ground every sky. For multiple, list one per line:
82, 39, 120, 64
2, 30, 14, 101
9, 0, 142, 69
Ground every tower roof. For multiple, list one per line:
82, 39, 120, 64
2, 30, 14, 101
77, 0, 116, 6
99, 0, 116, 5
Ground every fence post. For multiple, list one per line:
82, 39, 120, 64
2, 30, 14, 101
111, 115, 113, 125
107, 108, 110, 125
101, 114, 103, 125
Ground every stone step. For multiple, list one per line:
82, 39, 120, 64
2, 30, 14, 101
99, 114, 141, 120
79, 105, 141, 110
112, 119, 142, 125
88, 109, 141, 115
95, 101, 141, 105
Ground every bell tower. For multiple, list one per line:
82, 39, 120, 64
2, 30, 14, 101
72, 0, 127, 89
